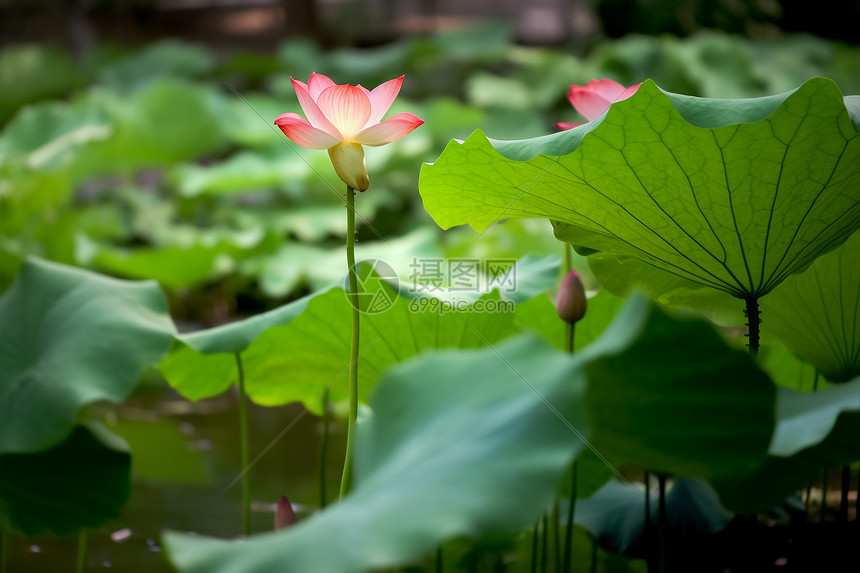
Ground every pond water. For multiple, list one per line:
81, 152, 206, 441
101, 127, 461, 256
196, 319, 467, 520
3, 382, 345, 572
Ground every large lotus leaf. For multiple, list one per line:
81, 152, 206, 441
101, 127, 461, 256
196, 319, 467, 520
97, 40, 215, 89
0, 258, 175, 454
246, 227, 444, 298
164, 334, 585, 573
164, 294, 779, 573
160, 256, 559, 406
758, 341, 821, 393
420, 78, 860, 301
171, 146, 312, 197
159, 286, 336, 401
0, 45, 83, 124
575, 478, 733, 557
712, 379, 860, 513
581, 296, 776, 479
70, 79, 226, 177
587, 251, 744, 326
761, 230, 860, 382
0, 422, 131, 536
0, 97, 112, 171
76, 225, 278, 289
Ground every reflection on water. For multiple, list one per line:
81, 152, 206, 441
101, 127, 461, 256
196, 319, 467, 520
3, 383, 345, 572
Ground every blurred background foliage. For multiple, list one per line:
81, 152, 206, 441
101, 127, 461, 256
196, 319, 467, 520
1, 0, 858, 330
1, 2, 858, 571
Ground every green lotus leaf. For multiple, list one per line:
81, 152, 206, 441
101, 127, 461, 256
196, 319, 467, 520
581, 295, 776, 479
0, 258, 175, 455
712, 379, 860, 513
574, 478, 733, 557
0, 97, 111, 171
164, 334, 586, 573
164, 294, 779, 573
586, 251, 744, 326
160, 256, 559, 406
419, 78, 860, 303
70, 79, 226, 177
0, 422, 131, 536
97, 40, 215, 89
761, 230, 860, 382
0, 45, 83, 124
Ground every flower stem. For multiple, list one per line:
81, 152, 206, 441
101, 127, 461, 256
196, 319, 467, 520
435, 546, 443, 573
530, 521, 539, 573
561, 242, 578, 573
562, 462, 578, 573
744, 297, 761, 357
657, 474, 667, 573
540, 513, 548, 573
552, 499, 561, 572
340, 185, 360, 499
235, 352, 251, 535
319, 387, 330, 509
839, 465, 850, 522
0, 530, 8, 573
76, 530, 88, 573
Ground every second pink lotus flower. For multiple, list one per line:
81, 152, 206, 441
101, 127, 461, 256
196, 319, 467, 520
556, 78, 641, 130
275, 73, 424, 191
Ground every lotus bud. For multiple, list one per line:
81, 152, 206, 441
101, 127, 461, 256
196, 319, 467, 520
328, 142, 369, 191
275, 495, 296, 530
556, 270, 587, 324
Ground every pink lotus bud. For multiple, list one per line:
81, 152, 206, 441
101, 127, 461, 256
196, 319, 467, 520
556, 270, 587, 324
275, 495, 296, 530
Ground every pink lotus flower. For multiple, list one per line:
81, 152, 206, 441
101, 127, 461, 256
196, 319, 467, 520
275, 73, 424, 191
556, 79, 641, 130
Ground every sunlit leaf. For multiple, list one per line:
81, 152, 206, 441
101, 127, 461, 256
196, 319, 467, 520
761, 231, 860, 382
160, 256, 559, 406
420, 78, 860, 304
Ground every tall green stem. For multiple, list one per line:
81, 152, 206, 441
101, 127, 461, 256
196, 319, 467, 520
657, 475, 667, 573
319, 387, 330, 509
435, 546, 443, 573
76, 530, 88, 573
540, 513, 548, 573
1, 530, 8, 573
235, 352, 251, 535
552, 500, 561, 572
839, 465, 850, 522
530, 521, 539, 573
562, 462, 578, 573
644, 470, 651, 543
744, 297, 761, 357
340, 185, 360, 498
562, 312, 577, 573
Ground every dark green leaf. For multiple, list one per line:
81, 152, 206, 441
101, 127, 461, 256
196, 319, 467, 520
0, 423, 131, 536
0, 258, 175, 454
